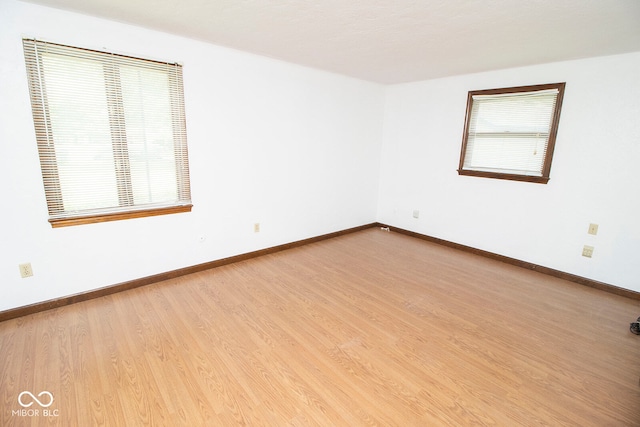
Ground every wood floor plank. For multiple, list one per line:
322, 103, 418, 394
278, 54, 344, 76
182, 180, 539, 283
1, 228, 640, 426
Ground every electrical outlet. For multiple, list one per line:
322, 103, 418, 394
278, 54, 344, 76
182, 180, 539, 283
254, 223, 260, 233
582, 245, 594, 258
413, 210, 420, 219
588, 223, 599, 235
19, 263, 33, 278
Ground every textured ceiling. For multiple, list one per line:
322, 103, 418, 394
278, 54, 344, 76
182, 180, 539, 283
20, 0, 640, 84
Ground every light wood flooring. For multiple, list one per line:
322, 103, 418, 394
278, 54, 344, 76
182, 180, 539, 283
1, 228, 640, 426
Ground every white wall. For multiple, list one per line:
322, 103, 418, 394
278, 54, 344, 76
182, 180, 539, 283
378, 52, 640, 292
0, 0, 384, 311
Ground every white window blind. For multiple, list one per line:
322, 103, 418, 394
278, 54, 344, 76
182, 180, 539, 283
458, 83, 565, 184
23, 39, 192, 226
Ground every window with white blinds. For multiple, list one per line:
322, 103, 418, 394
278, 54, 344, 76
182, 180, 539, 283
23, 39, 192, 227
458, 83, 565, 184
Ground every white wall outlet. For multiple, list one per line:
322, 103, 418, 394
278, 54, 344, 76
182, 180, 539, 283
588, 223, 599, 235
413, 210, 419, 219
254, 223, 260, 233
19, 262, 33, 278
582, 245, 594, 258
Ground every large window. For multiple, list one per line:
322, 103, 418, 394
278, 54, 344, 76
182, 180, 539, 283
458, 82, 565, 184
23, 39, 192, 227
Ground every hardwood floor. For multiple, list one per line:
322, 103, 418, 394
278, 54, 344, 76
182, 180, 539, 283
1, 228, 640, 426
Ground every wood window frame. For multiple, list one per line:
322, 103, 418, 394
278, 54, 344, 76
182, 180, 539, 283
457, 82, 566, 184
23, 39, 192, 227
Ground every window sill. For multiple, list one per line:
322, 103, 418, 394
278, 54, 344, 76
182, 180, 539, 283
49, 205, 193, 228
457, 169, 550, 184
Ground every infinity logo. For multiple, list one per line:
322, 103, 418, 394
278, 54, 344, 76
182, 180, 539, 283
18, 391, 54, 408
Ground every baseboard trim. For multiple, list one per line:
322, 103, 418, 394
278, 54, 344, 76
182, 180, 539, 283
383, 224, 640, 301
4, 221, 636, 322
0, 223, 377, 323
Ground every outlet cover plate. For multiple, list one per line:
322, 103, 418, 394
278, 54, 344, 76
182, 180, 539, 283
19, 263, 33, 278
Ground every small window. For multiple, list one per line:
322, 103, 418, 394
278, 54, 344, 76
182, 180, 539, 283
458, 82, 565, 184
23, 39, 192, 227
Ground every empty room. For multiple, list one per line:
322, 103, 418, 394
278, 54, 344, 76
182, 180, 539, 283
1, 0, 640, 425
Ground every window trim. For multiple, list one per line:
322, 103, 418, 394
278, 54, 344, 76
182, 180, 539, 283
457, 82, 566, 184
49, 205, 192, 228
23, 39, 192, 227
